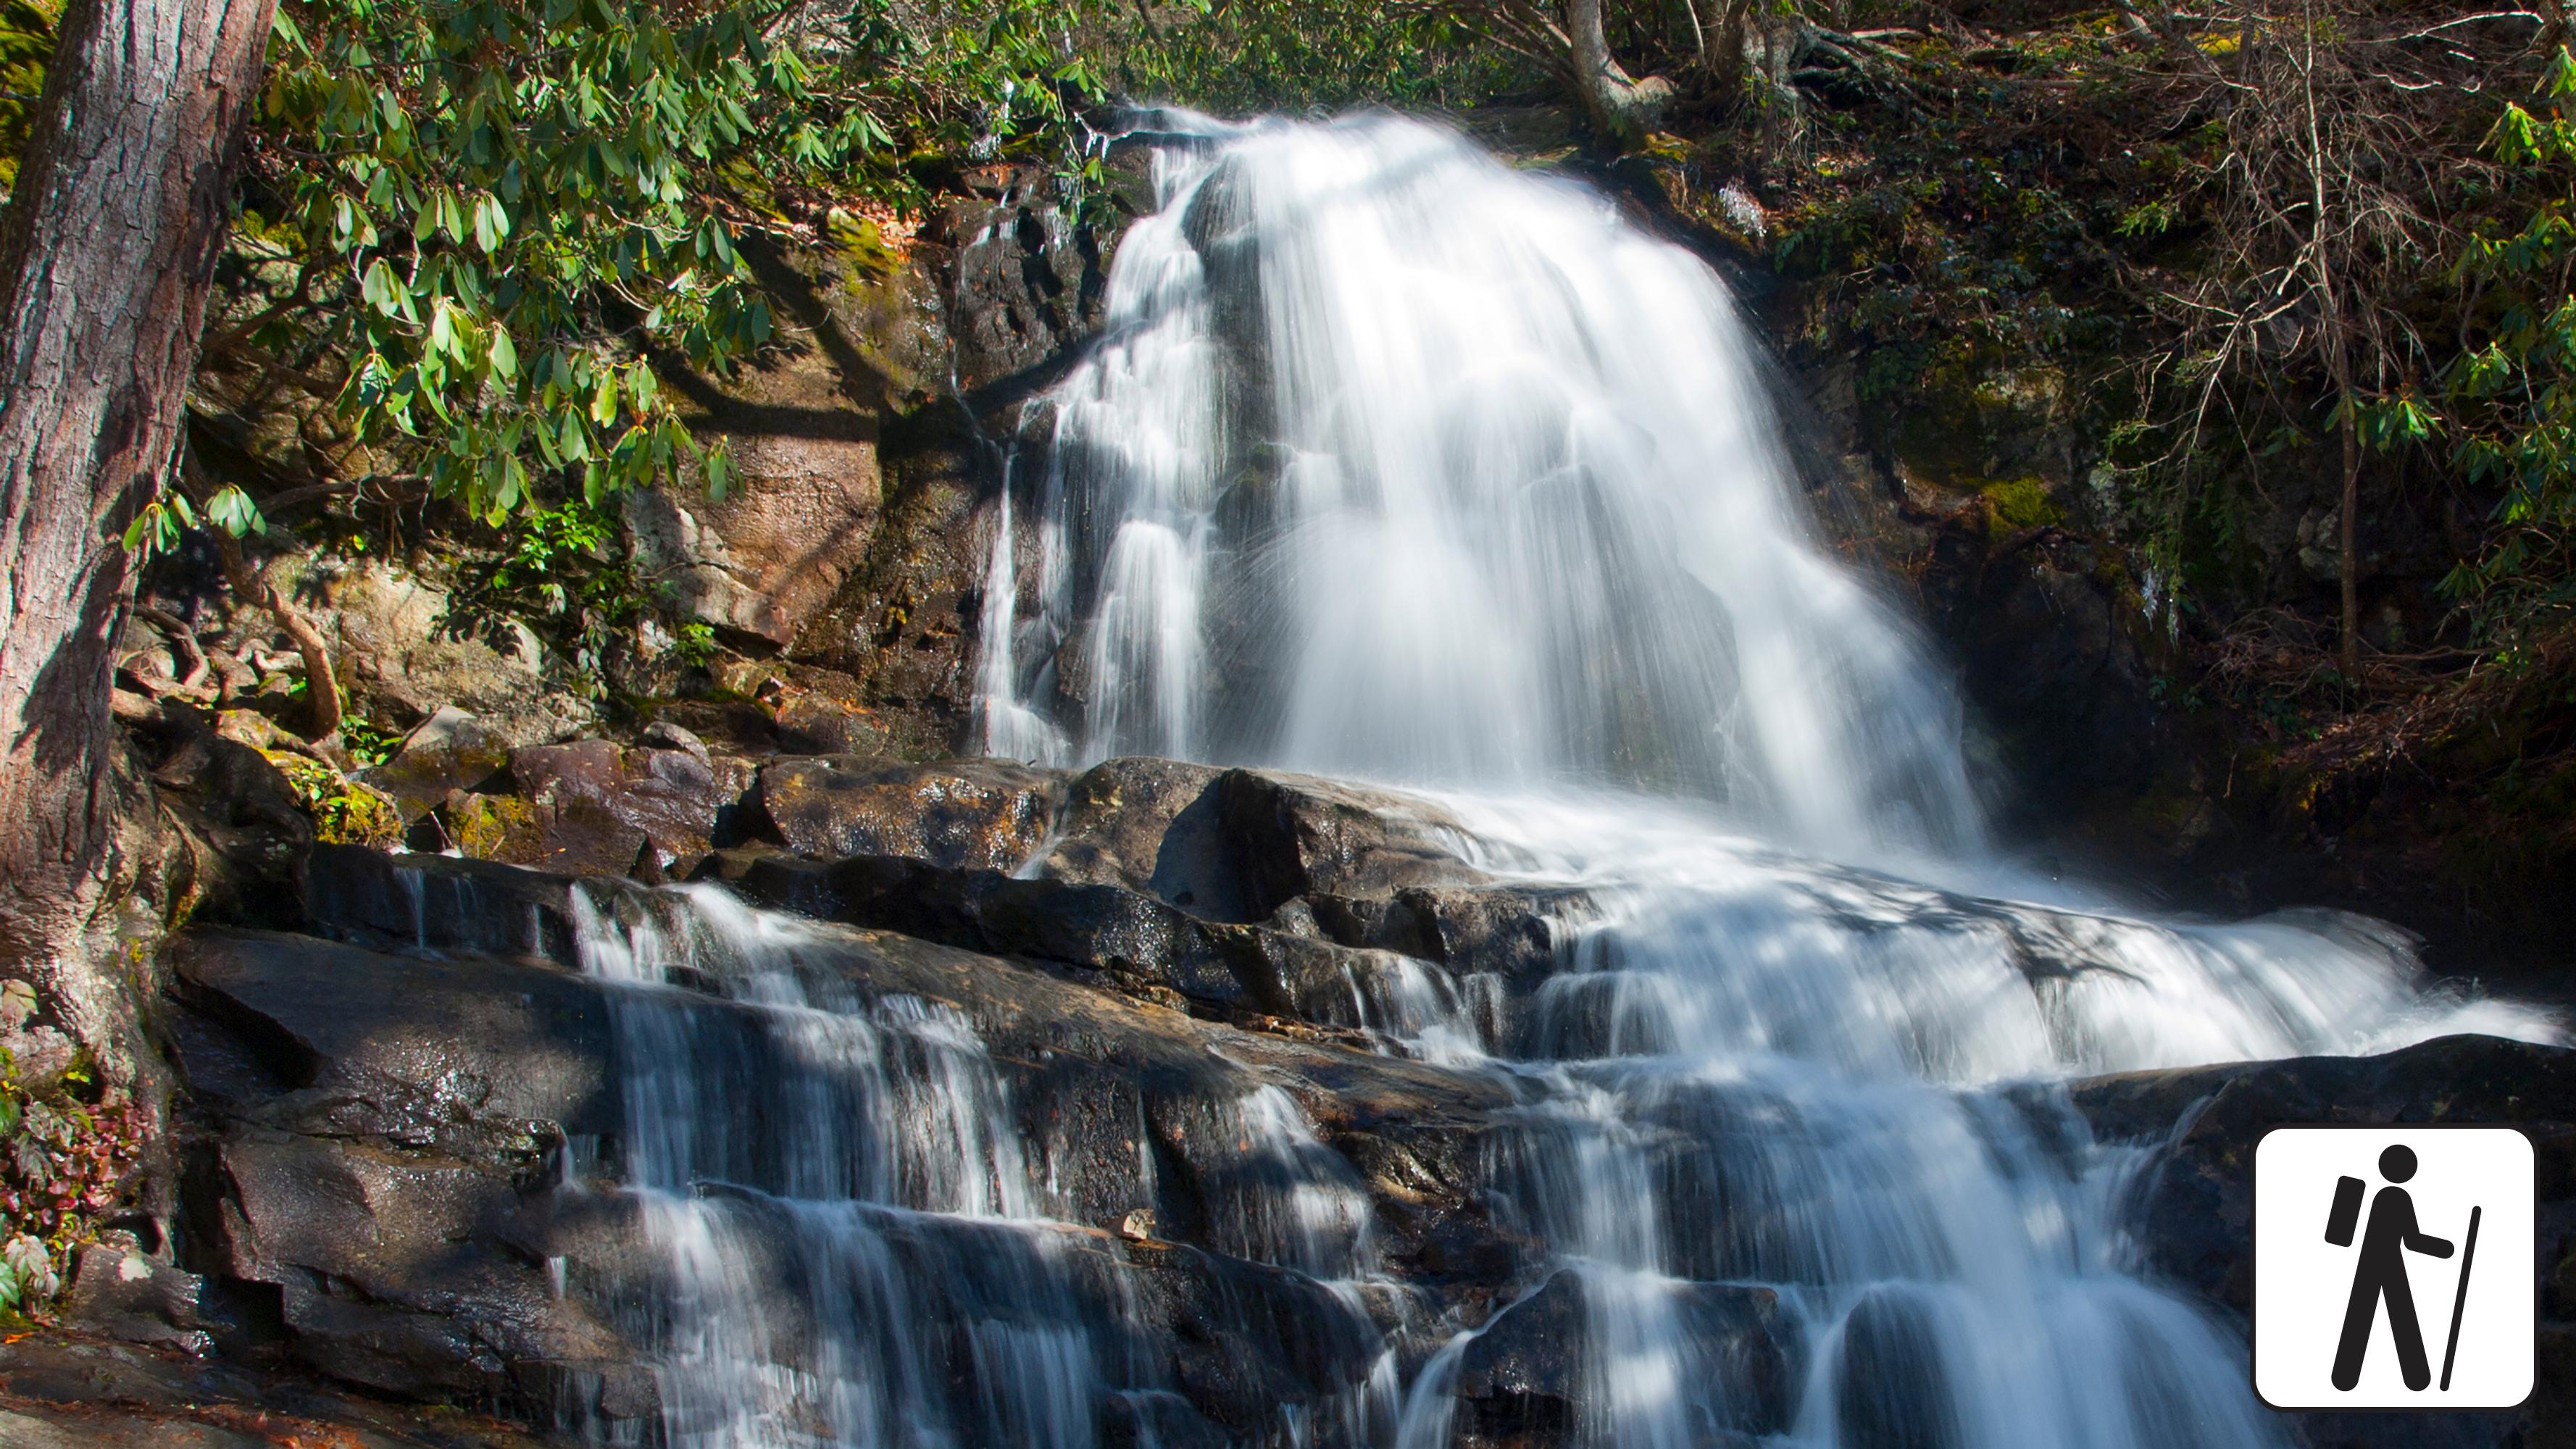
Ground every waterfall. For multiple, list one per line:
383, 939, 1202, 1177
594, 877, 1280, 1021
979, 112, 1980, 856
971, 112, 2559, 1449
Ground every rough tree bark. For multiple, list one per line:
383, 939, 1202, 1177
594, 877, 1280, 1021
1566, 0, 1673, 143
0, 0, 278, 1087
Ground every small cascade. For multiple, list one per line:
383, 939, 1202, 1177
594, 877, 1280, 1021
563, 886, 1152, 1449
1327, 954, 1506, 1066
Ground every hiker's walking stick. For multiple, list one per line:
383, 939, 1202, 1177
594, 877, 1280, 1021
2439, 1205, 2483, 1392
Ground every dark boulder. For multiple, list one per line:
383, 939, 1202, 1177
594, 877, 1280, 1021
144, 726, 315, 929
1833, 1283, 1964, 1449
1124, 1241, 1393, 1436
1306, 884, 1584, 985
772, 690, 892, 755
0, 1330, 563, 1447
1038, 757, 1239, 911
170, 932, 641, 1414
1917, 525, 2177, 817
726, 848, 1516, 1049
301, 843, 605, 963
1206, 768, 1491, 917
172, 928, 622, 1146
730, 851, 1267, 1011
362, 706, 517, 823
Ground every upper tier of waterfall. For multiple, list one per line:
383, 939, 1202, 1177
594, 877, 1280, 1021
978, 111, 1983, 858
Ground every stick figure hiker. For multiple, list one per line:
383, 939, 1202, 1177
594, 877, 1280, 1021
2326, 1144, 2484, 1392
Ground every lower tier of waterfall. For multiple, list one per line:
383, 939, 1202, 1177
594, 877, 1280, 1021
227, 761, 2556, 1449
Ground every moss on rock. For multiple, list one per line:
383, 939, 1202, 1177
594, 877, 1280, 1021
261, 751, 404, 849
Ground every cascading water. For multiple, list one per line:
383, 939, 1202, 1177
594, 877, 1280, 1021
564, 885, 1149, 1448
974, 110, 2562, 1449
559, 880, 1420, 1449
980, 112, 1980, 856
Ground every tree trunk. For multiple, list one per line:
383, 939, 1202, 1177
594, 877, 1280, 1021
0, 0, 277, 1087
1567, 0, 1672, 146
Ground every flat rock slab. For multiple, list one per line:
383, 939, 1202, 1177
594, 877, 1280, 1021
0, 1332, 564, 1447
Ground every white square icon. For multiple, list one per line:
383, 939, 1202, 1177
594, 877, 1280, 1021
2253, 1125, 2535, 1410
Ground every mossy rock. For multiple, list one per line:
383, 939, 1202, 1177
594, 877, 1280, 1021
440, 790, 541, 861
261, 751, 404, 849
1980, 476, 2062, 538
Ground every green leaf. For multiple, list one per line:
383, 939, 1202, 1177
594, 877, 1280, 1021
204, 485, 268, 538
2546, 45, 2576, 100
703, 440, 733, 500
472, 193, 509, 254
425, 301, 459, 359
360, 259, 409, 317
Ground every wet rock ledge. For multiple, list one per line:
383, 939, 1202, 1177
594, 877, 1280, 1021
29, 740, 2576, 1448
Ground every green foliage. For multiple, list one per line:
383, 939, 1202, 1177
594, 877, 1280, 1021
0, 1019, 144, 1319
838, 0, 1106, 175
161, 0, 1141, 682
340, 716, 403, 767
123, 483, 263, 559
445, 495, 644, 691
264, 750, 404, 845
672, 619, 719, 666
2440, 49, 2576, 649
254, 0, 809, 527
1113, 1, 1525, 116
1980, 476, 2061, 536
0, 0, 51, 193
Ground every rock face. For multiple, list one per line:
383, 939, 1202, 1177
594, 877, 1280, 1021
1451, 1270, 1806, 1445
622, 230, 949, 651
161, 810, 1524, 1441
0, 1331, 556, 1448
2069, 1035, 2576, 1449
1916, 521, 2178, 815
138, 756, 1625, 1443
616, 153, 1152, 761
304, 559, 593, 748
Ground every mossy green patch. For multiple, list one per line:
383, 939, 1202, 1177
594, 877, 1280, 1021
1980, 476, 2062, 538
263, 751, 404, 848
443, 791, 538, 861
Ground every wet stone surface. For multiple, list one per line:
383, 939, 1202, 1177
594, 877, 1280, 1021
107, 751, 2575, 1449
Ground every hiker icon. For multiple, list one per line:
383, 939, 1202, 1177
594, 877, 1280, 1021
2325, 1144, 2482, 1392
2254, 1125, 2533, 1410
